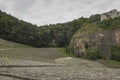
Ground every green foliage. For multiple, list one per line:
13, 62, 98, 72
0, 10, 89, 47
111, 46, 120, 61
89, 14, 101, 23
86, 49, 102, 60
66, 45, 74, 54
98, 17, 120, 29
1, 9, 120, 49
58, 48, 76, 57
0, 11, 41, 47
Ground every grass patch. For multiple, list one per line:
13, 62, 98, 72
57, 48, 76, 57
97, 59, 120, 68
0, 48, 69, 62
0, 38, 32, 48
111, 46, 120, 61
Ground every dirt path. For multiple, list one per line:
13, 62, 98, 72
0, 48, 120, 80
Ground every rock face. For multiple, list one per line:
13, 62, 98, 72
69, 24, 120, 58
101, 9, 120, 21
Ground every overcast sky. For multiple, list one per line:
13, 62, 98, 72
0, 0, 120, 26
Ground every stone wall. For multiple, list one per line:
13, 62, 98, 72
101, 9, 120, 21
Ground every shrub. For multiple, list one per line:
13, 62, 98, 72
111, 46, 120, 61
86, 49, 102, 60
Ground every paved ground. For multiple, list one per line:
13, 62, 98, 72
0, 48, 120, 80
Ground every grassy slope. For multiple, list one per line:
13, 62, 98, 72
0, 39, 68, 62
97, 59, 120, 68
0, 38, 31, 48
0, 48, 68, 62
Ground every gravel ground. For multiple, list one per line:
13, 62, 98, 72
0, 57, 120, 80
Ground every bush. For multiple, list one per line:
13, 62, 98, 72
86, 49, 102, 60
66, 46, 74, 54
111, 46, 120, 61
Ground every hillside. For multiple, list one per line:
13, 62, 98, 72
0, 9, 101, 47
67, 10, 120, 61
0, 39, 67, 62
0, 38, 31, 48
68, 17, 120, 61
0, 9, 120, 61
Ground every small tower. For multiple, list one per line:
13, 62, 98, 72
101, 13, 107, 21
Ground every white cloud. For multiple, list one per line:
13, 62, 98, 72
0, 0, 15, 14
0, 0, 120, 26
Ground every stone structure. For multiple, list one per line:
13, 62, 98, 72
101, 9, 120, 21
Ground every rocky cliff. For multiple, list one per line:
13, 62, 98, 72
69, 23, 120, 59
